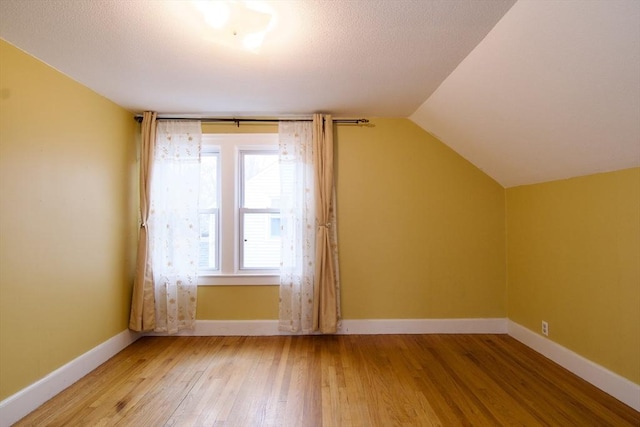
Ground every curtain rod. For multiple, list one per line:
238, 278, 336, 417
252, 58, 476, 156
133, 116, 369, 126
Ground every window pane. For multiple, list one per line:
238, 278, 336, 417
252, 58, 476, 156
270, 216, 281, 238
199, 212, 218, 270
242, 212, 280, 269
242, 153, 279, 208
200, 154, 218, 209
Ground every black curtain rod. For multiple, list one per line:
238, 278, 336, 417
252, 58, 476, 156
134, 116, 369, 125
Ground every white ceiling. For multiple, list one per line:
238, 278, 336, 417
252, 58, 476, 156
1, 0, 638, 187
0, 0, 514, 117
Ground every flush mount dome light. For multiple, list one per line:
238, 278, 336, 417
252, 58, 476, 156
194, 0, 277, 51
201, 1, 231, 28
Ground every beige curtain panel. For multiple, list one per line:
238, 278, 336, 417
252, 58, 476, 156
129, 111, 158, 332
312, 113, 341, 333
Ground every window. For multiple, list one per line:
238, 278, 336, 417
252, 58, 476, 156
239, 151, 280, 269
198, 133, 280, 285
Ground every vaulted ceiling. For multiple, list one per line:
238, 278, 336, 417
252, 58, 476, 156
1, 0, 638, 187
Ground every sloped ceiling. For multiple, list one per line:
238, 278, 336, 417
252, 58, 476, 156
411, 0, 640, 187
1, 0, 638, 187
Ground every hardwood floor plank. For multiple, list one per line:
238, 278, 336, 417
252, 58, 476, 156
13, 335, 640, 427
467, 335, 583, 425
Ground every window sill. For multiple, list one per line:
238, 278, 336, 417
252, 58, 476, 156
197, 274, 279, 286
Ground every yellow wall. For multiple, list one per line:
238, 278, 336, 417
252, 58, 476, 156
195, 119, 507, 320
506, 168, 640, 383
197, 286, 279, 319
337, 119, 506, 318
0, 40, 138, 399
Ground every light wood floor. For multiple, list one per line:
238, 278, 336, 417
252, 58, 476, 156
15, 335, 640, 426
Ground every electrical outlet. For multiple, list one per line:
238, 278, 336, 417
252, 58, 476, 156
541, 321, 549, 336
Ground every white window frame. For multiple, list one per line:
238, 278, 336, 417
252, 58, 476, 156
198, 133, 279, 286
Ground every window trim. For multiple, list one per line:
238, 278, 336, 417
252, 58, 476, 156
198, 133, 280, 286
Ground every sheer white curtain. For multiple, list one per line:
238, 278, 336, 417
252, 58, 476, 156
149, 120, 202, 333
278, 121, 316, 333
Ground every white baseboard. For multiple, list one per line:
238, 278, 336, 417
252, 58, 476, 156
147, 317, 509, 337
0, 329, 141, 427
508, 320, 640, 411
339, 318, 508, 334
146, 320, 282, 336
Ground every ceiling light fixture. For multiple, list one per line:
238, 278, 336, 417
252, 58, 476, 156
194, 0, 277, 52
